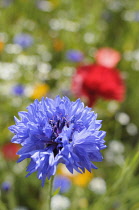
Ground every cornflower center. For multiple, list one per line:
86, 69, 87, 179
48, 117, 70, 156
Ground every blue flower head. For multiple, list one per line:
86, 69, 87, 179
12, 84, 24, 96
13, 33, 33, 49
53, 175, 71, 193
9, 96, 106, 186
1, 181, 11, 192
66, 50, 84, 62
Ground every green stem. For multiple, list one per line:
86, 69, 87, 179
41, 176, 54, 210
47, 176, 54, 210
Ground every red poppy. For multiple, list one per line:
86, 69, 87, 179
95, 47, 121, 68
72, 64, 125, 107
1, 142, 20, 161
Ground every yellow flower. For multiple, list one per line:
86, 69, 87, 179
53, 39, 64, 52
0, 41, 4, 52
72, 170, 93, 187
31, 83, 49, 99
57, 165, 93, 187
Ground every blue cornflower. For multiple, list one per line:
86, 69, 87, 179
53, 175, 71, 193
9, 96, 106, 186
13, 33, 33, 49
66, 50, 84, 62
12, 84, 24, 96
1, 181, 11, 192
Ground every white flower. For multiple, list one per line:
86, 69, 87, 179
5, 44, 22, 54
51, 195, 70, 210
105, 140, 125, 166
115, 112, 130, 125
126, 123, 138, 136
89, 177, 106, 194
109, 140, 125, 154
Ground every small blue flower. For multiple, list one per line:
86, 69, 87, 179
9, 96, 106, 186
66, 50, 84, 62
53, 175, 71, 193
13, 33, 33, 49
1, 181, 11, 192
12, 84, 24, 96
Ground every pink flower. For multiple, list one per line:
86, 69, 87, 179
95, 47, 121, 68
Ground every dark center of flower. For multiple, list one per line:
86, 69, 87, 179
49, 118, 69, 139
47, 117, 70, 156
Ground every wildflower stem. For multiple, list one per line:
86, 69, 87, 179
47, 175, 54, 210
40, 176, 54, 210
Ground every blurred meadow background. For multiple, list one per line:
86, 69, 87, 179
0, 0, 139, 210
